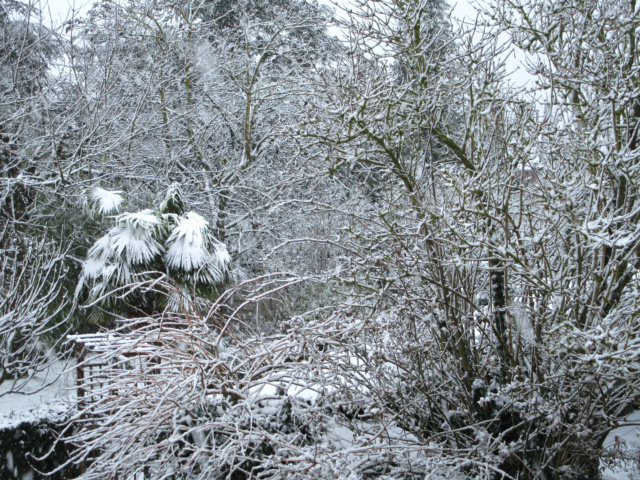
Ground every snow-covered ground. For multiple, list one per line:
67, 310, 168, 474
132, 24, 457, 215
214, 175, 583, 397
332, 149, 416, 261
0, 361, 75, 431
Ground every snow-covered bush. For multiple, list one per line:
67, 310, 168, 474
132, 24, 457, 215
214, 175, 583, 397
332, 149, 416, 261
75, 185, 230, 321
60, 294, 511, 480
59, 301, 331, 479
0, 239, 68, 389
289, 0, 640, 477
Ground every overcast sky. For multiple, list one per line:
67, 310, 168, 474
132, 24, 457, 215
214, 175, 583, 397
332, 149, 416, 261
41, 0, 534, 88
38, 0, 87, 24
453, 0, 534, 88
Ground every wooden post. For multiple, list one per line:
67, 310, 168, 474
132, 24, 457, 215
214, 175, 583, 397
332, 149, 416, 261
75, 342, 86, 405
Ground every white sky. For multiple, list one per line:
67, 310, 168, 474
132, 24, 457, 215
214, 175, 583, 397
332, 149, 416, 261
42, 0, 534, 88
317, 0, 535, 88
452, 0, 535, 89
37, 0, 92, 26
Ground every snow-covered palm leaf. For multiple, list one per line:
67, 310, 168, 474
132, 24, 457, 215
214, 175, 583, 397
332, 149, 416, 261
76, 185, 231, 319
86, 187, 125, 216
164, 212, 230, 286
159, 182, 185, 215
76, 210, 165, 308
110, 211, 164, 265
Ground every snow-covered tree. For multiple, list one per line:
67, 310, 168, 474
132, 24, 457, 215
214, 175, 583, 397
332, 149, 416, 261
0, 0, 76, 392
33, 0, 640, 478
76, 184, 230, 321
287, 0, 640, 477
60, 0, 339, 274
0, 238, 68, 389
1, 0, 60, 249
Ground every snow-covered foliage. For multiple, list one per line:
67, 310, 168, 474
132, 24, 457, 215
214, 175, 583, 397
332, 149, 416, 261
158, 182, 185, 216
0, 240, 68, 390
8, 0, 640, 477
62, 291, 501, 480
90, 210, 163, 268
165, 212, 231, 286
59, 307, 322, 479
86, 187, 124, 216
76, 186, 230, 320
75, 209, 165, 317
280, 0, 640, 477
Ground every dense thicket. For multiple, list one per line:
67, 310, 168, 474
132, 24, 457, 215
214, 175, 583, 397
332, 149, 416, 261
2, 0, 640, 478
